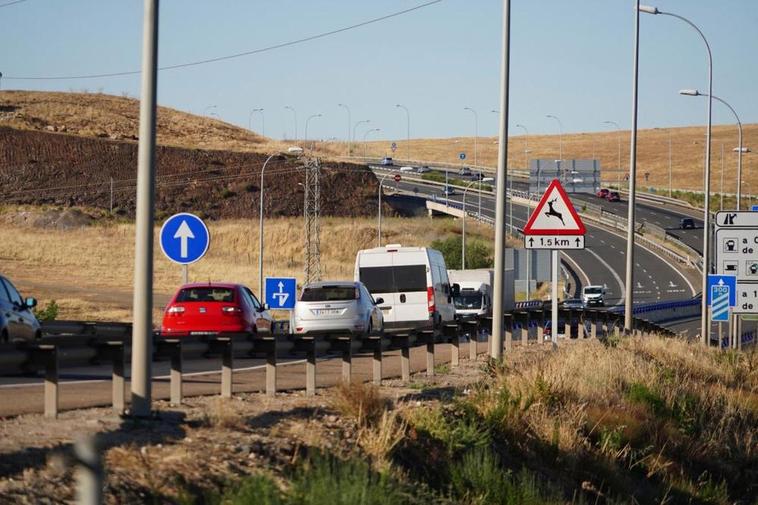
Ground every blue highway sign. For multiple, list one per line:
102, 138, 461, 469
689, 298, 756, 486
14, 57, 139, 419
160, 213, 210, 265
265, 277, 297, 310
707, 274, 736, 322
751, 205, 758, 211
706, 274, 736, 305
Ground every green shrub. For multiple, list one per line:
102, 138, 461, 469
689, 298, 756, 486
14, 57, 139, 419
430, 236, 492, 270
449, 448, 561, 505
625, 383, 666, 417
34, 300, 59, 321
220, 474, 285, 505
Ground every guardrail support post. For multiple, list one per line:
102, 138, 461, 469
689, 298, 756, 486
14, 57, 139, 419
590, 313, 598, 339
521, 312, 530, 346
372, 338, 382, 385
170, 341, 182, 406
564, 310, 571, 340
401, 337, 410, 382
306, 338, 316, 396
504, 314, 512, 351
537, 310, 545, 344
426, 334, 435, 377
42, 345, 58, 419
111, 344, 125, 415
341, 337, 352, 383
266, 339, 277, 397
467, 321, 478, 360
449, 325, 460, 367
221, 338, 233, 398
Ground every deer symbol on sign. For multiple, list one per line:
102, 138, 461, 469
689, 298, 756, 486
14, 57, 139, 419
545, 198, 565, 225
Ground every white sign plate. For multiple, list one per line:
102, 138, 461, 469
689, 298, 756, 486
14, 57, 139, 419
734, 283, 758, 314
715, 229, 758, 279
715, 211, 758, 228
524, 235, 584, 250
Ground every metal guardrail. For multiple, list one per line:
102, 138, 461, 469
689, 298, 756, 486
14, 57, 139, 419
1, 310, 676, 418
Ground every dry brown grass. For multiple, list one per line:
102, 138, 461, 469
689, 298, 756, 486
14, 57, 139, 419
1, 212, 488, 321
329, 381, 390, 428
317, 125, 758, 194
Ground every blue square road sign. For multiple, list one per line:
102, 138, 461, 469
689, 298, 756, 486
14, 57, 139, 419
265, 277, 297, 310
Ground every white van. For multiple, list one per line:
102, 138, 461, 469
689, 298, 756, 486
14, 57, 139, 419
354, 244, 456, 334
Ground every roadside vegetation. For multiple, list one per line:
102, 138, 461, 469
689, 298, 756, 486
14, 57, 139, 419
189, 337, 758, 504
0, 211, 493, 321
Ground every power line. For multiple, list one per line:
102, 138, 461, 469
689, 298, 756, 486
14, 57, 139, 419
4, 1, 442, 81
0, 0, 29, 8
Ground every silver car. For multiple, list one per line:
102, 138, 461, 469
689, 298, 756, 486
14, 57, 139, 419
293, 281, 384, 337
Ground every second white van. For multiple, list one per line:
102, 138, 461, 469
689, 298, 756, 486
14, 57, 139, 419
354, 244, 456, 334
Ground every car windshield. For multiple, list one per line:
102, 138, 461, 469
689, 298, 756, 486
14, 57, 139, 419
454, 293, 482, 309
359, 265, 427, 293
300, 286, 357, 302
176, 287, 235, 302
584, 287, 602, 295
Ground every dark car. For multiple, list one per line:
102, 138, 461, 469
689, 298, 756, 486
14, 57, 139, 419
380, 157, 394, 166
560, 298, 585, 310
0, 275, 41, 343
606, 191, 621, 202
596, 188, 610, 198
680, 218, 695, 229
161, 283, 273, 337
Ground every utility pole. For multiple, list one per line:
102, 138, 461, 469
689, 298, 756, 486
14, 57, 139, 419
303, 158, 321, 284
491, 0, 511, 359
130, 0, 159, 417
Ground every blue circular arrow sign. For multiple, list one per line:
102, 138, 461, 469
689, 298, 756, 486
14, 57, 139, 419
459, 152, 466, 160
160, 212, 210, 265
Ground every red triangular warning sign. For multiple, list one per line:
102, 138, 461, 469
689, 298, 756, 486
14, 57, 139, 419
523, 179, 586, 235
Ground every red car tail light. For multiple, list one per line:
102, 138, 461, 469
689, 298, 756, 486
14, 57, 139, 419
427, 286, 435, 316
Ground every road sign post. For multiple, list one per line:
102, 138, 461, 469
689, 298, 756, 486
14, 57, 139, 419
160, 213, 211, 284
523, 179, 586, 348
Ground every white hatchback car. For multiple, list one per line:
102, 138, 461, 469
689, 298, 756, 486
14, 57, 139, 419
293, 281, 384, 337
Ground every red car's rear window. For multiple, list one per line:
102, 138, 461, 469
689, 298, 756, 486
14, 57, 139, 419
176, 287, 235, 303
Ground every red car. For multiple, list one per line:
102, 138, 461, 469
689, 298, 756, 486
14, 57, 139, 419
596, 188, 610, 198
606, 191, 621, 202
161, 283, 273, 337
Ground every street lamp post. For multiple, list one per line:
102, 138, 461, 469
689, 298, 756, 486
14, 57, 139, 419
249, 108, 264, 136
353, 120, 370, 156
395, 104, 410, 161
258, 154, 278, 297
363, 128, 381, 158
602, 120, 622, 188
462, 177, 493, 269
284, 105, 298, 142
338, 103, 351, 156
515, 123, 530, 300
377, 170, 393, 247
642, 4, 713, 345
545, 114, 563, 161
304, 113, 322, 145
679, 90, 744, 209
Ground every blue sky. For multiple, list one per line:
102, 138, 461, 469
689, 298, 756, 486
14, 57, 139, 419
2, 0, 757, 142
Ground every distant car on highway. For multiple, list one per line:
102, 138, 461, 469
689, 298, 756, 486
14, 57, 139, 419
606, 191, 621, 202
458, 167, 472, 176
680, 217, 695, 229
581, 285, 605, 307
596, 188, 610, 198
560, 298, 585, 310
399, 166, 415, 172
416, 165, 431, 173
441, 186, 456, 196
293, 281, 383, 337
380, 157, 394, 166
161, 283, 273, 337
0, 275, 40, 343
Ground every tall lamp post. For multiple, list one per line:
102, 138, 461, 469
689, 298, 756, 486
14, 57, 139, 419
249, 108, 264, 136
338, 103, 351, 156
363, 128, 381, 158
377, 169, 393, 247
679, 90, 743, 209
353, 120, 370, 156
258, 154, 278, 297
395, 104, 410, 161
545, 114, 563, 161
641, 4, 713, 344
462, 177, 493, 269
304, 113, 322, 144
284, 105, 298, 142
602, 120, 622, 188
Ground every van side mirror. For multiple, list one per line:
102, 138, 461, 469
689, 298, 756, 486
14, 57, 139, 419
375, 297, 384, 305
452, 283, 461, 297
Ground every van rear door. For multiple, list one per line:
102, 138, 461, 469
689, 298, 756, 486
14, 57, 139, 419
391, 251, 430, 325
